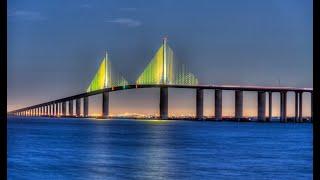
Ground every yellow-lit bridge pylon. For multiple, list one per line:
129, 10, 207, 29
87, 51, 128, 92
136, 38, 198, 85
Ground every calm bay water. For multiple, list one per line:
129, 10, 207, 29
8, 117, 312, 179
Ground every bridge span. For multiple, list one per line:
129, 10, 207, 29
9, 84, 313, 122
8, 38, 313, 122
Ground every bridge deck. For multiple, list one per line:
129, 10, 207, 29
9, 84, 312, 113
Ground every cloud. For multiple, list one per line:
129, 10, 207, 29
106, 18, 141, 27
8, 10, 46, 21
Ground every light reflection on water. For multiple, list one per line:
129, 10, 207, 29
8, 117, 312, 179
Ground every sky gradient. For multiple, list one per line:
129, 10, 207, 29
7, 0, 313, 116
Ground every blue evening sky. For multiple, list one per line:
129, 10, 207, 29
7, 0, 312, 115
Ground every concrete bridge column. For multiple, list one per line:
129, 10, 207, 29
83, 97, 89, 117
69, 100, 73, 116
49, 105, 52, 116
58, 103, 61, 116
215, 89, 222, 120
62, 102, 66, 116
258, 91, 266, 121
102, 92, 109, 118
160, 87, 168, 119
311, 92, 313, 123
76, 99, 81, 117
280, 92, 287, 122
295, 92, 299, 122
53, 104, 56, 116
55, 103, 58, 116
196, 88, 204, 119
59, 103, 62, 116
268, 92, 272, 121
235, 90, 243, 121
299, 92, 303, 122
55, 104, 58, 116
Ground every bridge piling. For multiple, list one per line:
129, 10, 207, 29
62, 102, 66, 116
160, 87, 168, 119
215, 89, 222, 120
69, 100, 73, 116
55, 103, 58, 117
268, 92, 272, 121
299, 92, 303, 122
84, 97, 88, 117
102, 92, 109, 118
295, 92, 298, 122
311, 92, 313, 123
280, 92, 287, 122
258, 91, 266, 121
50, 104, 53, 116
235, 90, 243, 121
76, 99, 80, 117
196, 88, 204, 119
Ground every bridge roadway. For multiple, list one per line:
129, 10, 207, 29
9, 84, 313, 122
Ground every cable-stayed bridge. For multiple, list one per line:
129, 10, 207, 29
9, 38, 313, 122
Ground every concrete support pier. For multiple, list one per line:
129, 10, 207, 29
62, 102, 66, 116
76, 99, 81, 117
268, 92, 272, 121
196, 88, 204, 119
102, 92, 109, 118
160, 87, 168, 119
56, 103, 59, 116
235, 90, 243, 121
280, 92, 287, 122
52, 104, 55, 116
215, 89, 222, 120
311, 93, 313, 122
45, 107, 47, 116
295, 92, 299, 122
258, 91, 266, 121
83, 97, 88, 117
299, 92, 303, 122
69, 100, 73, 116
